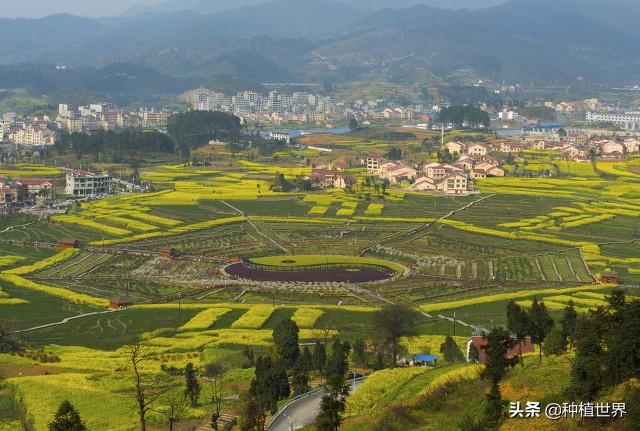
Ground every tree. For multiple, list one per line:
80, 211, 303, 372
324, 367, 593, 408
480, 328, 518, 427
60, 129, 180, 161
569, 316, 603, 401
291, 359, 310, 395
271, 172, 291, 192
437, 148, 460, 164
386, 147, 403, 160
247, 355, 289, 427
160, 394, 190, 431
506, 301, 531, 366
542, 326, 565, 356
351, 338, 367, 366
589, 147, 598, 170
439, 105, 490, 129
205, 362, 225, 431
48, 401, 87, 431
468, 342, 479, 363
348, 116, 359, 130
0, 323, 22, 353
316, 339, 351, 431
300, 346, 314, 373
272, 318, 300, 369
623, 383, 640, 431
373, 304, 421, 366
313, 341, 326, 373
167, 111, 242, 153
421, 138, 435, 156
243, 357, 273, 431
560, 301, 578, 350
127, 342, 171, 431
270, 361, 291, 402
185, 362, 201, 406
239, 391, 264, 431
440, 335, 464, 362
603, 295, 640, 386
529, 299, 554, 363
381, 179, 389, 195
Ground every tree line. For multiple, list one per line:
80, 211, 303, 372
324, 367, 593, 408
36, 294, 640, 431
439, 105, 490, 129
54, 129, 182, 162
476, 292, 640, 430
167, 111, 243, 156
51, 111, 244, 162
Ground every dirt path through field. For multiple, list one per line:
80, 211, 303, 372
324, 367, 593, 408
221, 200, 289, 253
13, 310, 115, 333
0, 221, 37, 234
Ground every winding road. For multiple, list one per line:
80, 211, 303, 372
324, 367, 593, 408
268, 378, 365, 431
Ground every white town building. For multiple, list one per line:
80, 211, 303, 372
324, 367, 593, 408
65, 170, 112, 196
586, 111, 640, 130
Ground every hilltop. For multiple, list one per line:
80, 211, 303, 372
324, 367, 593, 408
0, 0, 639, 92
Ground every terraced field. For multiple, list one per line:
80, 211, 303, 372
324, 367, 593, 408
1, 147, 639, 431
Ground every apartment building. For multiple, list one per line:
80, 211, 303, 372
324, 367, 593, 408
586, 111, 640, 130
65, 170, 112, 196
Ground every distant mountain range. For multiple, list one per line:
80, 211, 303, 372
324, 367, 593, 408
124, 0, 508, 16
0, 0, 638, 95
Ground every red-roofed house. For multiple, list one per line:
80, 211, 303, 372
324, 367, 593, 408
14, 179, 56, 201
466, 335, 535, 363
467, 143, 489, 156
471, 169, 487, 179
310, 169, 355, 189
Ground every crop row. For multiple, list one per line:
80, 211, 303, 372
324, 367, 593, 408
179, 308, 232, 331
4, 249, 79, 275
291, 308, 325, 328
0, 274, 108, 307
0, 255, 27, 267
230, 305, 277, 329
421, 284, 614, 313
52, 215, 132, 236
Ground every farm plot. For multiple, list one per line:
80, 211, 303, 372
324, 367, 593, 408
230, 305, 277, 329
179, 308, 233, 331
36, 252, 113, 278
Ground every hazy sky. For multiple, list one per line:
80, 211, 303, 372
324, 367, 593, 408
1, 0, 163, 18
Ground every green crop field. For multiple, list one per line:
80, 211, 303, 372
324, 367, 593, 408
0, 134, 639, 431
250, 255, 406, 273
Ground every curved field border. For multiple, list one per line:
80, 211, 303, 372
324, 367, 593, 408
249, 255, 408, 275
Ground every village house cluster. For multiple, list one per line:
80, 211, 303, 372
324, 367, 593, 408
445, 133, 640, 164
559, 137, 640, 162
0, 103, 169, 147
0, 177, 56, 207
307, 148, 505, 196
0, 169, 113, 213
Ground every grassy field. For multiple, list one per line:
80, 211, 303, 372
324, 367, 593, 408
250, 255, 406, 273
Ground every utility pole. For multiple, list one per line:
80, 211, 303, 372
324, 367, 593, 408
453, 312, 456, 337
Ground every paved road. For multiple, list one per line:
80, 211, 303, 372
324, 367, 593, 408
268, 379, 365, 431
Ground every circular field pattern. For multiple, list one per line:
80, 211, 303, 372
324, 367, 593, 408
225, 255, 404, 283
